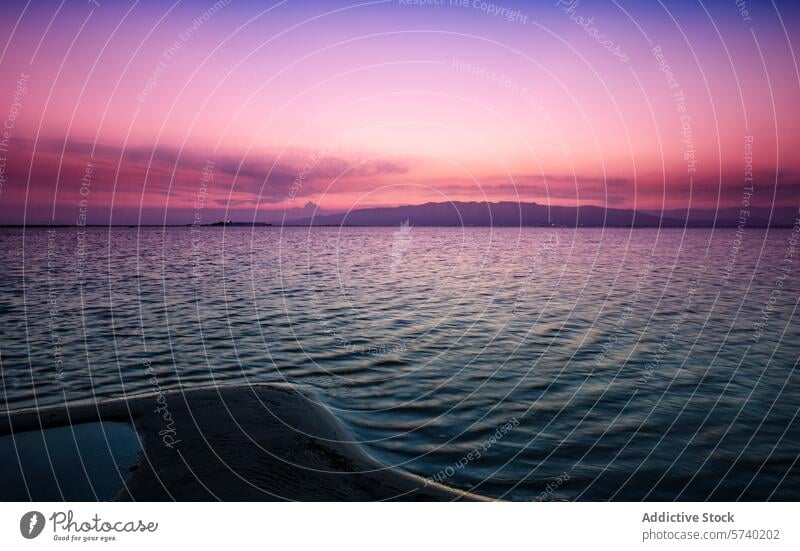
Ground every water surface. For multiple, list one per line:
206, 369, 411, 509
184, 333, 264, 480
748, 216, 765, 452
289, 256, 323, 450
1, 227, 798, 500
0, 422, 141, 500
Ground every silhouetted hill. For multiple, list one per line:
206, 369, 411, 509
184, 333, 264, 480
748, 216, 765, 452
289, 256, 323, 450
285, 201, 798, 227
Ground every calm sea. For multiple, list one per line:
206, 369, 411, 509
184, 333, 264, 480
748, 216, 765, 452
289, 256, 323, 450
1, 227, 798, 500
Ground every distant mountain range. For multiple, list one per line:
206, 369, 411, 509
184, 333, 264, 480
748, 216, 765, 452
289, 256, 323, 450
284, 201, 799, 228
5, 202, 796, 228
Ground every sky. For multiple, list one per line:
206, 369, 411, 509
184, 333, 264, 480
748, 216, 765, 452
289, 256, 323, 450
0, 0, 798, 224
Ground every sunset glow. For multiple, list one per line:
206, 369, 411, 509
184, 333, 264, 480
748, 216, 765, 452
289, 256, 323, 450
1, 0, 798, 224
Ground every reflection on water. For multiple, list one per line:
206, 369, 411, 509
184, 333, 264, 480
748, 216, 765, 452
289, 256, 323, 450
1, 227, 798, 500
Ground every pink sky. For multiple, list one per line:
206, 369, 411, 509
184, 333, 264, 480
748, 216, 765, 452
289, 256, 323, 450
0, 0, 798, 224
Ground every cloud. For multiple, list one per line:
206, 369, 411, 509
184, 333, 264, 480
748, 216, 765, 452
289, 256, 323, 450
1, 136, 797, 224
0, 137, 411, 223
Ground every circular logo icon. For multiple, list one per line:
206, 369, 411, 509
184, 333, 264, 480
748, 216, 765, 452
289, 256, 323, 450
20, 511, 45, 539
